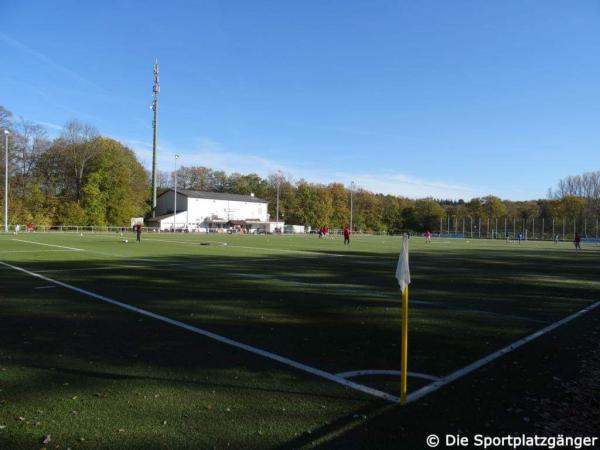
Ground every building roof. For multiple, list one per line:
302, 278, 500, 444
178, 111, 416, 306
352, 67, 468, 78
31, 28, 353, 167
158, 188, 267, 204
146, 213, 177, 223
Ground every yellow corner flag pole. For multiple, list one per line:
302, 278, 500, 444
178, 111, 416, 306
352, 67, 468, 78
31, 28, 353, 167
395, 233, 411, 405
401, 285, 409, 404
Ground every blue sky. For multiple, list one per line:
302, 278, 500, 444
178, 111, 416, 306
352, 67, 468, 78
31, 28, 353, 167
2, 1, 600, 200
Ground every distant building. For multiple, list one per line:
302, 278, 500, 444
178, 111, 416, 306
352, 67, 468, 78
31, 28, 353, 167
148, 189, 269, 232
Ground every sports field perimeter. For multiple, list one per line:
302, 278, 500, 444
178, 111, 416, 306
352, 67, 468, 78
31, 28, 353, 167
1, 232, 599, 448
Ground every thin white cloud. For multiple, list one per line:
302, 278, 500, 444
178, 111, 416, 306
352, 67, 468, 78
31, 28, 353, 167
33, 120, 62, 131
0, 32, 102, 91
118, 135, 480, 199
336, 172, 480, 199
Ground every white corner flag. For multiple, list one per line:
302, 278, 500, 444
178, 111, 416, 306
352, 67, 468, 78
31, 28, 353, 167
395, 234, 411, 293
396, 233, 411, 404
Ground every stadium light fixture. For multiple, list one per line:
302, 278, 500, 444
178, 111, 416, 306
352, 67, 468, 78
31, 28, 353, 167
4, 130, 9, 233
174, 154, 179, 231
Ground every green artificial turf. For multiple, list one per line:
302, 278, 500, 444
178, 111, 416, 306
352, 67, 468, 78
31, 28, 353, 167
0, 232, 598, 449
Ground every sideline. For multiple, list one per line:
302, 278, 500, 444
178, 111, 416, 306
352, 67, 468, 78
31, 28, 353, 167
405, 300, 600, 403
0, 259, 400, 403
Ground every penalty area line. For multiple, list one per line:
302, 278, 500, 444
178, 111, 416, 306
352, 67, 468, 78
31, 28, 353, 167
0, 259, 399, 404
11, 239, 84, 252
405, 299, 600, 404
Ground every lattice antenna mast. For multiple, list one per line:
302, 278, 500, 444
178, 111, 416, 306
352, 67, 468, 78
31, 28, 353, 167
151, 60, 160, 217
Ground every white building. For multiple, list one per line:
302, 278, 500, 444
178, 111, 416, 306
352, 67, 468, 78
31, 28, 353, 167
148, 189, 271, 232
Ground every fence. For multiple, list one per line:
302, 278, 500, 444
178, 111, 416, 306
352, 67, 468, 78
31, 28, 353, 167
439, 216, 600, 241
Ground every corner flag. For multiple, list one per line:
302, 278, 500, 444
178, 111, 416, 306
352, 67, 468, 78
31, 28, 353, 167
395, 234, 411, 292
396, 234, 411, 404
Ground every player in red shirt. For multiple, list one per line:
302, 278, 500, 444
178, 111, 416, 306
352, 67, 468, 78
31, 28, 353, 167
574, 232, 581, 252
343, 226, 351, 245
135, 224, 142, 242
425, 229, 432, 243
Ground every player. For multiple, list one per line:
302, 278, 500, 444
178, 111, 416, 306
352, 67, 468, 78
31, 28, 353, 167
574, 233, 581, 252
14, 224, 20, 235
554, 234, 560, 244
343, 225, 351, 245
135, 223, 142, 243
424, 229, 432, 243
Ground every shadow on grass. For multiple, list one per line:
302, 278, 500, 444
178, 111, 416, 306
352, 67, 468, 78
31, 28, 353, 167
1, 239, 599, 448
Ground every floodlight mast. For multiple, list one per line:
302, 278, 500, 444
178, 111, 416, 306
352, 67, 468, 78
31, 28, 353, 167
349, 181, 356, 231
173, 154, 179, 231
151, 61, 160, 218
276, 170, 282, 225
4, 130, 9, 233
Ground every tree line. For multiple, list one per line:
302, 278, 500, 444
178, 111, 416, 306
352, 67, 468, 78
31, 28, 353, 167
1, 104, 598, 235
0, 106, 148, 227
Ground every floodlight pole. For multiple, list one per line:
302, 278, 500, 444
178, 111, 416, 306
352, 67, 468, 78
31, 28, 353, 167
151, 61, 160, 218
276, 173, 281, 224
542, 218, 544, 240
3, 130, 9, 233
173, 154, 179, 231
349, 181, 355, 231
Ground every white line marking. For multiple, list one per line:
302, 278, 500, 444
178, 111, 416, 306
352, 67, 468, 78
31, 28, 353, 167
0, 249, 76, 254
0, 259, 399, 403
11, 239, 84, 252
36, 264, 147, 273
10, 237, 163, 264
406, 300, 600, 404
143, 237, 345, 257
336, 370, 440, 382
35, 285, 57, 289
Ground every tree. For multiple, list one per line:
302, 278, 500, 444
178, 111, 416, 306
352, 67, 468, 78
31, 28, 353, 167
557, 196, 586, 219
0, 105, 12, 131
58, 120, 100, 202
481, 195, 506, 219
328, 183, 349, 228
229, 173, 269, 197
381, 195, 404, 233
88, 138, 149, 225
413, 198, 445, 231
13, 119, 51, 194
55, 201, 86, 225
314, 187, 333, 227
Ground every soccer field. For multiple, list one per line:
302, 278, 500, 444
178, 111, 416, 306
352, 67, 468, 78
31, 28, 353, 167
1, 232, 599, 448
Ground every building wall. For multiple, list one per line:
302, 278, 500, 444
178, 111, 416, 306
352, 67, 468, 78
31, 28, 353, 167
187, 198, 268, 226
155, 192, 188, 217
154, 193, 268, 230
